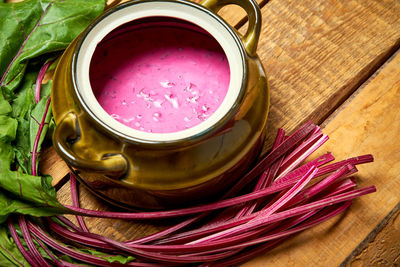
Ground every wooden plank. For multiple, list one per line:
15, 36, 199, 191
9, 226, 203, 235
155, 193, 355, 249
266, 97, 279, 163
341, 202, 400, 266
39, 146, 70, 187
256, 0, 400, 148
244, 49, 400, 266
191, 0, 265, 29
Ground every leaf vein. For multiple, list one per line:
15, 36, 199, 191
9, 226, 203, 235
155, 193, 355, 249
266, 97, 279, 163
16, 171, 22, 197
11, 5, 27, 38
0, 0, 54, 86
39, 11, 95, 26
0, 244, 26, 267
20, 40, 69, 57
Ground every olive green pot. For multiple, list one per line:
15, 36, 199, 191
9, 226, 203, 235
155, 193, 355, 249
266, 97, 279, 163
52, 0, 269, 209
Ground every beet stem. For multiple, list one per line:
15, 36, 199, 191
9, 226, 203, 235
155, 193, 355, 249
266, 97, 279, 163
31, 97, 51, 176
34, 60, 54, 103
18, 215, 51, 267
70, 173, 90, 232
8, 217, 39, 267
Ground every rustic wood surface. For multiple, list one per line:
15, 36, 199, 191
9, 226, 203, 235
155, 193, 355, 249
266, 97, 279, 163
242, 48, 400, 267
342, 203, 400, 266
38, 0, 400, 265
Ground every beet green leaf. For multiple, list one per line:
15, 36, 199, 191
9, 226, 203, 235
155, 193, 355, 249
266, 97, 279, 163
0, 0, 106, 223
0, 0, 106, 96
0, 226, 30, 266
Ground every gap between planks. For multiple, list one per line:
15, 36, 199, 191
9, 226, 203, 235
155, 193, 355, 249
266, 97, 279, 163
340, 202, 400, 266
320, 40, 400, 130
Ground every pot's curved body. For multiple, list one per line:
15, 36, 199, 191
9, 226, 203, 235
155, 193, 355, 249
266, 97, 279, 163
52, 0, 269, 209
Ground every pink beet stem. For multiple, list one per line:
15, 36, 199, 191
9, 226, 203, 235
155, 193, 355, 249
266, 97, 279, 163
31, 97, 51, 176
189, 167, 318, 245
34, 60, 54, 103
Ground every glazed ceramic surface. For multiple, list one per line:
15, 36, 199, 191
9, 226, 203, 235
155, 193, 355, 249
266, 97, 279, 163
52, 0, 269, 209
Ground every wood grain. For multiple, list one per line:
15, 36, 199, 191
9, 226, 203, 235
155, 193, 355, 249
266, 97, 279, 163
341, 203, 400, 267
257, 0, 400, 148
39, 146, 70, 187
243, 49, 400, 266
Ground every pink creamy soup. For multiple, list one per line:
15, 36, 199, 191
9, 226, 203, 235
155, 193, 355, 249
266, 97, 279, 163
89, 21, 230, 133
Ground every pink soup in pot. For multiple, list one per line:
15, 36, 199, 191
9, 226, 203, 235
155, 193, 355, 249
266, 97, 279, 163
89, 19, 230, 134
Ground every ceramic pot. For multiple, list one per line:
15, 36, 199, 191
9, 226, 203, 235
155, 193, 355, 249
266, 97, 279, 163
52, 0, 269, 209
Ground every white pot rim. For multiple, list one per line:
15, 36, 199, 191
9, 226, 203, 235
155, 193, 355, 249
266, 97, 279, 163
72, 0, 247, 144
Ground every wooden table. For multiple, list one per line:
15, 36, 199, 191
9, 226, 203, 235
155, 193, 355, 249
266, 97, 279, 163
41, 0, 400, 265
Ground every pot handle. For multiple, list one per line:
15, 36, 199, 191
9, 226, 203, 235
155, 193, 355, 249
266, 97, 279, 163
201, 0, 261, 56
53, 112, 128, 178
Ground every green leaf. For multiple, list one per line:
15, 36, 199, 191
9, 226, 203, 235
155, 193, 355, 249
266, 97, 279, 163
11, 68, 36, 173
11, 66, 53, 174
0, 170, 61, 208
29, 82, 52, 153
0, 89, 11, 115
0, 190, 65, 224
11, 67, 39, 173
0, 0, 108, 262
14, 116, 32, 174
0, 140, 14, 169
0, 226, 29, 266
0, 139, 66, 221
0, 141, 64, 206
84, 249, 136, 264
46, 117, 56, 140
0, 116, 17, 143
0, 0, 106, 93
11, 70, 36, 119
